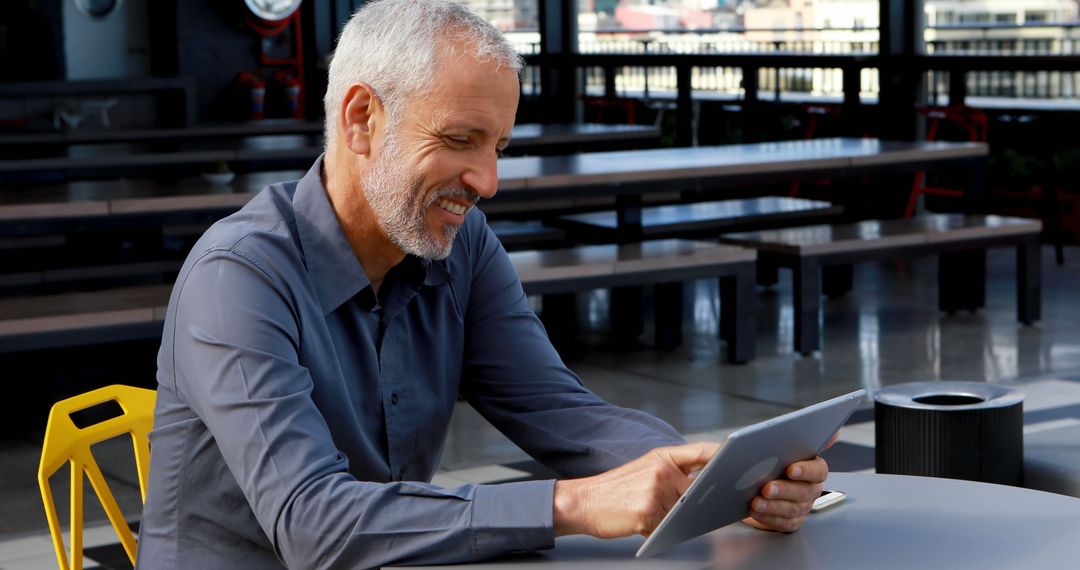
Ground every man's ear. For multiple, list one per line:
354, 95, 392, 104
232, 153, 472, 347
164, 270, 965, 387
339, 82, 384, 157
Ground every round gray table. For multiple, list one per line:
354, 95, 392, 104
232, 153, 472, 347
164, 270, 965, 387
401, 472, 1080, 570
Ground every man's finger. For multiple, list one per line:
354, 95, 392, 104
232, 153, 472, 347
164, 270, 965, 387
787, 456, 829, 482
752, 491, 815, 517
660, 442, 721, 475
748, 510, 807, 533
759, 479, 822, 504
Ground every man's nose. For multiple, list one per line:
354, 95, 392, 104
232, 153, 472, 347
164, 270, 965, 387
460, 151, 499, 200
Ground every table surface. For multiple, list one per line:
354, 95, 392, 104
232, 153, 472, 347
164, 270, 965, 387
0, 138, 985, 222
398, 472, 1080, 570
0, 122, 656, 157
509, 123, 660, 147
721, 214, 1043, 255
496, 138, 987, 192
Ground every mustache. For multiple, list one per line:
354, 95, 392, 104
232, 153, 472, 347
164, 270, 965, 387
426, 187, 480, 207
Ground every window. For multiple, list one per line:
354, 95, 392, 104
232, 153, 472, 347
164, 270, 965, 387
459, 1, 540, 55
460, 0, 538, 32
1025, 12, 1049, 24
577, 0, 879, 53
958, 13, 992, 25
572, 1, 879, 102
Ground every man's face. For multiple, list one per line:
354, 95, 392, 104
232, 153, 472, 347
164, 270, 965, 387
362, 51, 520, 260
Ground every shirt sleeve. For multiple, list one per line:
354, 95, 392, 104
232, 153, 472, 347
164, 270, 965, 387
459, 214, 686, 479
171, 249, 555, 570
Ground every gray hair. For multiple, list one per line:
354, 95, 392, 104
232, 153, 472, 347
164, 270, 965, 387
323, 0, 523, 149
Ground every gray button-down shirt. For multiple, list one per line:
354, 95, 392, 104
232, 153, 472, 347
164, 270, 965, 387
136, 158, 683, 569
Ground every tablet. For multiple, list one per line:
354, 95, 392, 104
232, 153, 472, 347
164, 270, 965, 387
635, 389, 866, 558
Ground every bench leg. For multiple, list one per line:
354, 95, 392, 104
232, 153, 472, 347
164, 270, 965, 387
793, 258, 821, 355
721, 266, 757, 364
654, 282, 683, 350
614, 194, 644, 243
1018, 238, 1042, 325
756, 261, 779, 288
822, 264, 854, 299
965, 155, 988, 215
611, 286, 644, 344
540, 293, 578, 355
939, 250, 986, 313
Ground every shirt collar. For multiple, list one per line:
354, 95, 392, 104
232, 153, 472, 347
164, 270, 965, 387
293, 155, 452, 315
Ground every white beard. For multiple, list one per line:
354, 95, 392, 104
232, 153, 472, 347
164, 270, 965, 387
362, 131, 473, 260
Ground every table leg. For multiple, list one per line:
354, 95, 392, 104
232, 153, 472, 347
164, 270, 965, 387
965, 155, 988, 214
614, 194, 643, 244
654, 282, 683, 350
793, 257, 821, 355
756, 261, 779, 287
540, 293, 579, 356
1017, 237, 1042, 325
822, 264, 854, 299
611, 286, 644, 344
939, 250, 986, 313
721, 265, 757, 364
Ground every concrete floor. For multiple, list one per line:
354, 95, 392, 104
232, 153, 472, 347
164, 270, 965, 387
1, 244, 1078, 569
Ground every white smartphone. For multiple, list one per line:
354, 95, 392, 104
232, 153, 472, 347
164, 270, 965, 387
811, 489, 846, 512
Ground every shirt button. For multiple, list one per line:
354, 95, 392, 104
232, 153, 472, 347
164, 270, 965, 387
390, 393, 398, 406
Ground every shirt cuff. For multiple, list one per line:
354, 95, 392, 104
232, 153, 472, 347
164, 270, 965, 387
471, 479, 556, 558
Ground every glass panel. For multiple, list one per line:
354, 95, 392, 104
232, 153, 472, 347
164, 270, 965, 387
578, 1, 879, 54
459, 0, 540, 53
458, 1, 540, 95
925, 1, 1080, 101
575, 1, 879, 103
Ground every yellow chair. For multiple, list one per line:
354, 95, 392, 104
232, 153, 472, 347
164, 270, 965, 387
38, 385, 156, 570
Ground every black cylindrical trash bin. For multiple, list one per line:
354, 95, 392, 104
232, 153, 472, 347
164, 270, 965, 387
875, 381, 1024, 485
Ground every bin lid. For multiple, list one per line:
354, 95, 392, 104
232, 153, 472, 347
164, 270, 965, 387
874, 381, 1023, 411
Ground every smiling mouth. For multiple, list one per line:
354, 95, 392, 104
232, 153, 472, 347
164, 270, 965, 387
436, 197, 471, 215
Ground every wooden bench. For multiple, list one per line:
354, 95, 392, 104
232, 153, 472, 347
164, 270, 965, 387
509, 239, 757, 363
0, 284, 172, 353
0, 223, 557, 296
487, 220, 567, 251
720, 214, 1042, 354
0, 259, 182, 291
0, 137, 322, 183
553, 196, 843, 242
0, 240, 758, 363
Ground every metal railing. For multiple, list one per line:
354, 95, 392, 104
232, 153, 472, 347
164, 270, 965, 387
509, 24, 1080, 103
926, 22, 1080, 102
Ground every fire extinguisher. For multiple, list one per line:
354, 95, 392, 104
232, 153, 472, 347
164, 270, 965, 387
274, 70, 303, 119
238, 71, 266, 120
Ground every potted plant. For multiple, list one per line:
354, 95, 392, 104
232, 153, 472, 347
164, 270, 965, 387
201, 160, 235, 186
1050, 147, 1080, 244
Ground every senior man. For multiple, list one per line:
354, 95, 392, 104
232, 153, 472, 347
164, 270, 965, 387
136, 1, 829, 568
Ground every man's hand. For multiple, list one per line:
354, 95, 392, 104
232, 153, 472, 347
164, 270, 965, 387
743, 431, 837, 533
553, 442, 720, 538
741, 455, 829, 533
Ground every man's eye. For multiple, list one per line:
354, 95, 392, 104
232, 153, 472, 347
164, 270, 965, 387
447, 136, 470, 145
